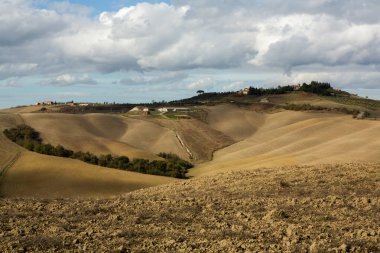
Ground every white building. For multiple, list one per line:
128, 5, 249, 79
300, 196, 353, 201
158, 107, 190, 113
129, 106, 151, 114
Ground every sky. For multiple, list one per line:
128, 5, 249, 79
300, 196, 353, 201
1, 0, 380, 108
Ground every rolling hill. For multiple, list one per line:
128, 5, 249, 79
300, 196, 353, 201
1, 92, 379, 198
21, 113, 189, 161
1, 151, 177, 198
0, 112, 178, 198
191, 107, 380, 176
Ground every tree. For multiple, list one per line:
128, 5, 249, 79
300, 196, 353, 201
196, 90, 205, 95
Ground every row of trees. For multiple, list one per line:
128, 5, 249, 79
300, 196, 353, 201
3, 125, 192, 178
247, 85, 294, 95
299, 81, 332, 96
246, 81, 334, 96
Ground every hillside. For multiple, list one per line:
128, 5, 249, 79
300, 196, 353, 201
191, 107, 380, 176
1, 91, 379, 199
1, 162, 378, 252
149, 118, 234, 162
21, 113, 189, 161
0, 113, 24, 173
1, 151, 177, 198
0, 112, 178, 198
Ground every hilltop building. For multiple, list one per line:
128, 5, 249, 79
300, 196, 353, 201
292, 84, 301, 91
36, 101, 55, 106
238, 87, 250, 95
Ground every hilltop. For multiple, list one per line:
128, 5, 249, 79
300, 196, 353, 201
3, 82, 379, 119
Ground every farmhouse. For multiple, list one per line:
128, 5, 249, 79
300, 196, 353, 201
36, 101, 55, 106
129, 106, 151, 115
292, 84, 301, 91
238, 88, 250, 95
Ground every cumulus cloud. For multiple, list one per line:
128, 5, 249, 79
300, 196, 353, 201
0, 0, 379, 91
45, 74, 97, 86
120, 72, 188, 85
290, 71, 380, 89
0, 1, 65, 47
222, 82, 247, 91
186, 78, 216, 90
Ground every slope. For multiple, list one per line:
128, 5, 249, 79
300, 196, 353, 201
1, 151, 177, 198
1, 162, 378, 251
205, 103, 266, 141
0, 112, 178, 198
21, 113, 188, 160
191, 108, 380, 176
0, 113, 24, 172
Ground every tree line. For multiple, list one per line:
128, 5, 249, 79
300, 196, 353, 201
3, 125, 192, 178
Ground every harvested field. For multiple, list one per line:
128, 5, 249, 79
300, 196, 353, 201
1, 151, 177, 198
192, 109, 380, 176
21, 113, 188, 160
152, 118, 234, 162
0, 163, 379, 252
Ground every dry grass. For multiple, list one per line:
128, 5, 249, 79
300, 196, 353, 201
0, 113, 23, 181
1, 151, 177, 198
205, 103, 266, 141
191, 109, 380, 176
22, 113, 188, 160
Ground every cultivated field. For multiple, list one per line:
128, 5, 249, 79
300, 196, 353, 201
0, 98, 379, 251
191, 108, 380, 176
22, 113, 188, 161
1, 151, 177, 198
0, 113, 24, 179
0, 112, 177, 198
1, 162, 378, 252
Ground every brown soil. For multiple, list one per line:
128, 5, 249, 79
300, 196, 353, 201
151, 118, 234, 162
0, 163, 378, 252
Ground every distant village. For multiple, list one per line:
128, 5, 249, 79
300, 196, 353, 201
35, 99, 193, 118
36, 101, 89, 107
35, 83, 330, 116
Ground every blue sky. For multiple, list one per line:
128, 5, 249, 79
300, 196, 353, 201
69, 0, 171, 13
0, 0, 380, 108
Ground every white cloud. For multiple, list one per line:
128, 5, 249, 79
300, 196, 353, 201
120, 72, 188, 85
46, 74, 97, 86
222, 82, 247, 91
289, 71, 380, 89
0, 0, 379, 91
56, 91, 89, 98
187, 78, 216, 90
